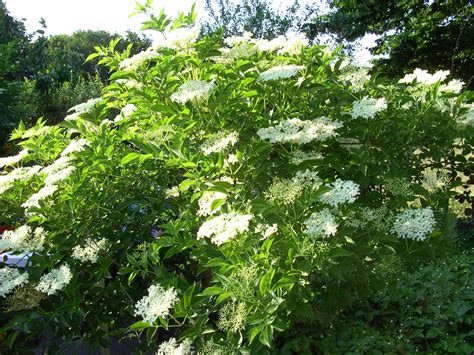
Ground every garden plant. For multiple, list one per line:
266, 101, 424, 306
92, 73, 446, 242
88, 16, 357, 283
0, 2, 472, 353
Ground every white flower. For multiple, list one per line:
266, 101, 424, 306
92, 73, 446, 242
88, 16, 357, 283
202, 132, 238, 155
0, 267, 29, 297
197, 213, 253, 245
164, 25, 201, 51
341, 67, 371, 92
157, 338, 192, 355
72, 238, 108, 263
35, 264, 73, 295
0, 225, 46, 252
258, 65, 305, 82
257, 117, 343, 144
41, 156, 75, 175
458, 103, 474, 126
254, 35, 287, 52
44, 166, 75, 185
21, 184, 58, 210
304, 208, 338, 239
120, 48, 158, 71
171, 80, 215, 105
134, 284, 178, 324
122, 103, 137, 117
351, 97, 387, 119
225, 154, 239, 165
277, 33, 309, 55
0, 149, 29, 168
320, 179, 360, 207
399, 69, 450, 85
391, 208, 436, 241
68, 98, 102, 114
224, 31, 254, 47
60, 138, 89, 156
165, 186, 180, 198
256, 223, 278, 239
439, 79, 464, 93
0, 165, 41, 194
197, 191, 227, 216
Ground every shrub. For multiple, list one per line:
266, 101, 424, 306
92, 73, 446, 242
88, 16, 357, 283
0, 4, 472, 353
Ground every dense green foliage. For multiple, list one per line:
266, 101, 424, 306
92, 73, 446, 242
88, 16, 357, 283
307, 0, 474, 89
0, 2, 472, 354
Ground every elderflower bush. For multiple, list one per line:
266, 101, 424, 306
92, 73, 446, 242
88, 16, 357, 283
0, 3, 472, 353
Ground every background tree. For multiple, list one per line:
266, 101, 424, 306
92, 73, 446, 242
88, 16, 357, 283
306, 0, 474, 88
203, 0, 318, 38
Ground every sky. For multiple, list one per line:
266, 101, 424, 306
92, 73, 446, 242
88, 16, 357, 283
6, 0, 377, 65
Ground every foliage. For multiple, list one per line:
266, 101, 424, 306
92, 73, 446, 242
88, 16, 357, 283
202, 0, 316, 38
317, 252, 474, 354
0, 2, 472, 353
306, 0, 474, 89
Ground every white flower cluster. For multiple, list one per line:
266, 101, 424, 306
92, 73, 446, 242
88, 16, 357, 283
390, 207, 436, 241
116, 78, 142, 89
0, 149, 29, 168
289, 150, 323, 165
255, 223, 278, 239
197, 212, 253, 245
119, 48, 158, 71
44, 166, 76, 185
341, 67, 371, 92
304, 208, 338, 239
135, 284, 178, 324
439, 79, 464, 93
0, 225, 46, 252
257, 117, 343, 144
71, 238, 108, 263
218, 301, 247, 333
258, 65, 305, 82
0, 165, 41, 194
35, 264, 73, 295
265, 178, 304, 205
320, 179, 360, 207
114, 103, 137, 123
165, 186, 180, 198
171, 80, 215, 105
202, 131, 238, 155
157, 338, 192, 355
458, 103, 474, 127
65, 98, 102, 121
21, 184, 58, 210
255, 33, 309, 55
399, 69, 450, 85
421, 168, 448, 192
197, 191, 227, 217
155, 25, 201, 51
351, 97, 387, 119
60, 138, 89, 157
0, 267, 29, 297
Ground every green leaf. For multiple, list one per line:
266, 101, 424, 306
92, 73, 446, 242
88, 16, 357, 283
121, 152, 141, 165
129, 321, 149, 331
200, 286, 225, 297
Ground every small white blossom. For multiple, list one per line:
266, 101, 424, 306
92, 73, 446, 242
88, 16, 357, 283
399, 69, 450, 85
225, 153, 239, 165
289, 150, 323, 165
21, 125, 51, 139
35, 264, 73, 295
391, 208, 436, 241
72, 238, 108, 263
304, 208, 338, 239
257, 117, 343, 144
197, 191, 227, 216
258, 65, 305, 82
202, 132, 238, 155
171, 80, 215, 105
41, 156, 75, 175
351, 97, 387, 119
157, 338, 192, 355
320, 179, 360, 207
254, 35, 287, 52
163, 25, 201, 51
256, 223, 278, 239
68, 98, 103, 114
0, 149, 29, 168
439, 79, 464, 93
224, 31, 254, 47
277, 33, 309, 55
0, 267, 29, 297
44, 166, 76, 185
0, 166, 41, 194
293, 169, 323, 190
60, 138, 89, 157
197, 213, 253, 245
165, 186, 180, 198
0, 225, 46, 252
341, 67, 371, 92
120, 48, 158, 71
135, 284, 178, 324
21, 184, 58, 210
